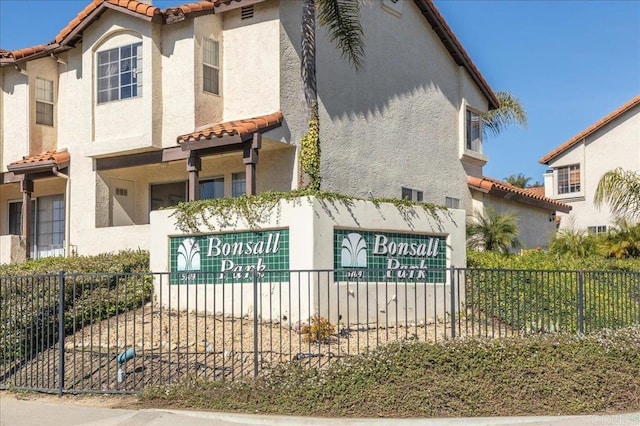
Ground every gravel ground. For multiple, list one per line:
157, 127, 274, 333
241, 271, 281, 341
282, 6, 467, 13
2, 304, 519, 393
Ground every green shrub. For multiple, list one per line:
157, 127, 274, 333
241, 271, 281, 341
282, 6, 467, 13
0, 251, 151, 363
466, 250, 640, 333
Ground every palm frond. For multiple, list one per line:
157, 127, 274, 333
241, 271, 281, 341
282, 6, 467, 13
482, 91, 528, 138
594, 168, 640, 221
317, 0, 365, 71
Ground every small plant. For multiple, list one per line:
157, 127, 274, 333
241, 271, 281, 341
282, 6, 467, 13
300, 315, 335, 343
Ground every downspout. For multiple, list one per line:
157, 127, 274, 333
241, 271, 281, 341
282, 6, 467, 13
52, 165, 71, 257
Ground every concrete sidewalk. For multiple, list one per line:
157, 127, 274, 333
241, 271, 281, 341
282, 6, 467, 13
1, 396, 639, 426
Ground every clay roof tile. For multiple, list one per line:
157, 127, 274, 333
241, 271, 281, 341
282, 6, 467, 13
177, 112, 284, 144
467, 176, 571, 213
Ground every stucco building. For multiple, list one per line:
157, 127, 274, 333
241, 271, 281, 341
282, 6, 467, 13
540, 96, 640, 232
0, 0, 564, 262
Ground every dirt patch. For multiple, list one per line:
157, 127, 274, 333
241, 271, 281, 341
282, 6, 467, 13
2, 303, 516, 394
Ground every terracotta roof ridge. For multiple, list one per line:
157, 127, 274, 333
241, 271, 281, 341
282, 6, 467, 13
539, 95, 640, 164
467, 175, 571, 213
178, 111, 284, 144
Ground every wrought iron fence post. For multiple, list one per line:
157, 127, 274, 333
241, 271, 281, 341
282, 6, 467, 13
450, 267, 456, 339
577, 270, 585, 334
58, 270, 65, 397
253, 269, 259, 378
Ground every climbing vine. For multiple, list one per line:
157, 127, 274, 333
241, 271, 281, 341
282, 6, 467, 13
169, 189, 445, 233
298, 105, 321, 190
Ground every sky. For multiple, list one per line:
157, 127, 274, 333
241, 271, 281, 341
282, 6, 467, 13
0, 0, 639, 185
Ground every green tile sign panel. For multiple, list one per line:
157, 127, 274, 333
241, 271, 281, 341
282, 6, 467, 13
170, 229, 289, 284
334, 229, 446, 282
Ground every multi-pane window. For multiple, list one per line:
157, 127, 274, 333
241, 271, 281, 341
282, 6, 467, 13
36, 78, 54, 126
203, 38, 220, 95
232, 172, 246, 197
587, 225, 607, 235
445, 197, 460, 209
97, 42, 142, 104
557, 165, 581, 194
466, 109, 482, 152
201, 177, 225, 199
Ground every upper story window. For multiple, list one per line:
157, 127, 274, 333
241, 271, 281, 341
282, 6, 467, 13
466, 109, 482, 152
97, 42, 142, 104
35, 78, 54, 126
203, 38, 220, 95
587, 225, 607, 235
557, 164, 581, 194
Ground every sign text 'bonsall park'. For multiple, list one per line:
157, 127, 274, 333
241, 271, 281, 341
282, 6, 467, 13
334, 229, 447, 282
170, 229, 289, 283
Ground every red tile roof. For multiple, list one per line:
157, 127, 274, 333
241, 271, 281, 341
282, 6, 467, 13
1, 1, 227, 62
539, 95, 640, 164
468, 176, 571, 213
0, 0, 499, 112
178, 112, 284, 144
7, 150, 71, 173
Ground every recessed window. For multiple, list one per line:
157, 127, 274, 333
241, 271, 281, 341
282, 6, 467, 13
200, 177, 225, 199
97, 42, 142, 104
466, 109, 482, 152
445, 197, 460, 209
232, 172, 246, 197
35, 78, 54, 126
401, 187, 423, 202
203, 38, 220, 95
150, 181, 186, 211
557, 165, 580, 194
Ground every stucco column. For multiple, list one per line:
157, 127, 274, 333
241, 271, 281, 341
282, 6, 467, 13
243, 133, 261, 195
187, 150, 201, 201
21, 176, 33, 259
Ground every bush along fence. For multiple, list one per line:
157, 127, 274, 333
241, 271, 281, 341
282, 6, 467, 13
0, 268, 639, 395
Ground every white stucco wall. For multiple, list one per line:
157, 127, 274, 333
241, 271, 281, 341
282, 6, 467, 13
1, 68, 29, 168
471, 190, 558, 250
547, 106, 640, 231
222, 0, 280, 121
278, 0, 489, 208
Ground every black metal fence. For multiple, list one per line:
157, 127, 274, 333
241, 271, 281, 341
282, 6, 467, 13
1, 268, 639, 394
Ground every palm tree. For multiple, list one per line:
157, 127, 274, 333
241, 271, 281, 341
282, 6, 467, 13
467, 208, 519, 253
594, 168, 640, 221
299, 0, 365, 190
482, 91, 528, 139
505, 173, 532, 188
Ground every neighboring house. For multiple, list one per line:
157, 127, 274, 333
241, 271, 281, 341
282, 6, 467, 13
467, 177, 571, 250
0, 0, 555, 261
540, 96, 640, 233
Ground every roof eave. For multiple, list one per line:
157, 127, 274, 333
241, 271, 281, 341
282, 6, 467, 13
414, 0, 499, 110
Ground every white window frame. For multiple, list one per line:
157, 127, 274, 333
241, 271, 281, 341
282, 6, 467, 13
35, 77, 54, 126
556, 164, 581, 195
466, 108, 482, 153
203, 38, 220, 95
232, 172, 246, 197
96, 42, 143, 104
